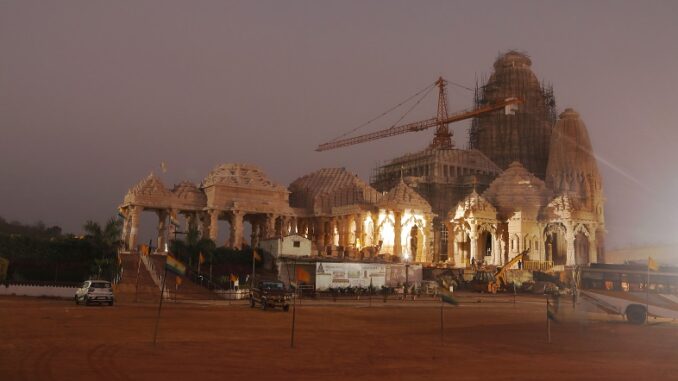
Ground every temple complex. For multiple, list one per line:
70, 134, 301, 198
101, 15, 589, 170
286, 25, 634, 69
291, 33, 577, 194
118, 51, 605, 269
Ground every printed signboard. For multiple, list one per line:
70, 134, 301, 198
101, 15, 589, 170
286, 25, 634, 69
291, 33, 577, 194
315, 262, 386, 290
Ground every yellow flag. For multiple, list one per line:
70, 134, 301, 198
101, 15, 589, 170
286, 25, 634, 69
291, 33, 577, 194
176, 276, 183, 286
253, 250, 262, 262
648, 256, 659, 272
199, 252, 205, 265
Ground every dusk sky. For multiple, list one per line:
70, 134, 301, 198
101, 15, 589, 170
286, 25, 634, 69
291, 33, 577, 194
1, 1, 677, 249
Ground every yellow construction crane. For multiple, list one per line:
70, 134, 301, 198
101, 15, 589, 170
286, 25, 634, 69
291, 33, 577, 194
315, 77, 522, 152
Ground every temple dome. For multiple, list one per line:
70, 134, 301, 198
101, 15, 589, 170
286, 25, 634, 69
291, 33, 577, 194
452, 190, 497, 220
378, 179, 432, 212
125, 173, 171, 198
202, 163, 287, 191
545, 108, 602, 211
493, 50, 532, 70
289, 168, 380, 214
482, 162, 550, 219
171, 181, 207, 205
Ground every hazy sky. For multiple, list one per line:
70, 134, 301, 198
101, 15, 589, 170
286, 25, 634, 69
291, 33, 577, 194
1, 1, 677, 249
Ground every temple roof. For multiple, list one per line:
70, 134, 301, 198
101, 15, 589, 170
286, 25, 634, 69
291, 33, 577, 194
493, 50, 532, 69
452, 190, 497, 220
482, 161, 550, 219
377, 178, 432, 212
289, 168, 379, 214
203, 163, 287, 192
545, 108, 602, 208
172, 181, 207, 205
125, 173, 171, 199
290, 168, 372, 197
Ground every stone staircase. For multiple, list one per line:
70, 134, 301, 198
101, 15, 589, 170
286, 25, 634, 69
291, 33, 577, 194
114, 252, 161, 303
147, 254, 221, 301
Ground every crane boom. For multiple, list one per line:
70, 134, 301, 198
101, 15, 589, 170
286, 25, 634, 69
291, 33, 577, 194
315, 96, 522, 152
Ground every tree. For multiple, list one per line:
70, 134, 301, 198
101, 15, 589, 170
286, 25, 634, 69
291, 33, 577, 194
169, 226, 215, 271
83, 217, 123, 279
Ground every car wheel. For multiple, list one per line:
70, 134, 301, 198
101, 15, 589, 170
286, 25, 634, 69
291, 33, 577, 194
74, 296, 79, 305
283, 305, 290, 312
626, 305, 647, 325
108, 301, 114, 306
250, 297, 255, 308
261, 301, 267, 310
84, 296, 90, 306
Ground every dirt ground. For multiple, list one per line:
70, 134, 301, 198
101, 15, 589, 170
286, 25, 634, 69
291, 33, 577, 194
1, 294, 676, 381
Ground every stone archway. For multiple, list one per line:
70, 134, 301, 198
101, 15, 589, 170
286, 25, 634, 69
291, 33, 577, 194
574, 224, 591, 265
544, 223, 567, 266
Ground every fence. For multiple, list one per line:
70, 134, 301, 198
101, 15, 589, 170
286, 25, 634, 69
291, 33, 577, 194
523, 260, 554, 271
0, 281, 79, 298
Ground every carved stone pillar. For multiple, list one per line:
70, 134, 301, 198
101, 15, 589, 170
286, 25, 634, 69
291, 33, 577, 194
371, 213, 380, 246
393, 210, 402, 258
120, 209, 130, 251
424, 215, 434, 263
251, 221, 261, 249
469, 221, 478, 261
167, 209, 178, 242
329, 218, 337, 247
588, 227, 598, 264
492, 233, 501, 265
354, 213, 363, 247
128, 206, 142, 251
156, 210, 168, 253
263, 214, 275, 239
444, 220, 453, 265
209, 209, 219, 242
565, 223, 576, 266
317, 218, 326, 251
230, 210, 245, 249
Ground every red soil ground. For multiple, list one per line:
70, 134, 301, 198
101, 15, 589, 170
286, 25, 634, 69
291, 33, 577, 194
1, 294, 676, 380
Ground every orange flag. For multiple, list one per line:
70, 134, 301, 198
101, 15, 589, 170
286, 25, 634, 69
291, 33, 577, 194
199, 252, 205, 265
176, 276, 183, 286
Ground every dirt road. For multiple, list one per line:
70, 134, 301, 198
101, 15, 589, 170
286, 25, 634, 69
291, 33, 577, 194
1, 295, 676, 380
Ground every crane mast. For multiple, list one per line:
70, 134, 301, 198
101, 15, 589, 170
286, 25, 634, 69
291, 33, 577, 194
315, 77, 522, 152
431, 77, 452, 149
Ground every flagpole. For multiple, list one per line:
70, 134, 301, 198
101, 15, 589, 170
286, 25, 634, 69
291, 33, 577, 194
546, 298, 551, 344
440, 297, 444, 344
646, 263, 650, 325
153, 266, 168, 346
134, 247, 142, 303
251, 250, 256, 288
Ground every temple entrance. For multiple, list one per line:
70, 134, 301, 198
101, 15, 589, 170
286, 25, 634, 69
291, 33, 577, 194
439, 223, 449, 262
478, 230, 492, 263
575, 231, 590, 265
407, 224, 424, 262
545, 223, 567, 266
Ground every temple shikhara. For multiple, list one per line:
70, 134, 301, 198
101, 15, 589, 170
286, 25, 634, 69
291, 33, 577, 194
119, 51, 605, 269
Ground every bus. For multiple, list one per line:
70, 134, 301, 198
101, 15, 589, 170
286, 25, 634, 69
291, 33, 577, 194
578, 263, 678, 324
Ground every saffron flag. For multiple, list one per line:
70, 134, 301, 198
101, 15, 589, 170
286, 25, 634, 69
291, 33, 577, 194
648, 256, 659, 272
440, 293, 459, 305
165, 255, 186, 275
296, 267, 311, 283
253, 250, 262, 262
176, 276, 183, 286
199, 252, 205, 265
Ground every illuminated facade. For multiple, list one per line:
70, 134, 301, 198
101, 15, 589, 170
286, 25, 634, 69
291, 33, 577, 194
450, 109, 605, 268
119, 52, 605, 268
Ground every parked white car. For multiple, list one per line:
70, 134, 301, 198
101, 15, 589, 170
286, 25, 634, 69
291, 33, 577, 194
74, 280, 114, 306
